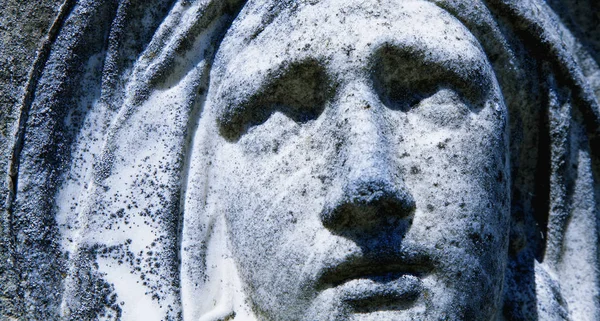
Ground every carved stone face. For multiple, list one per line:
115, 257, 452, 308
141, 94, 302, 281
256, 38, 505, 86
206, 0, 510, 320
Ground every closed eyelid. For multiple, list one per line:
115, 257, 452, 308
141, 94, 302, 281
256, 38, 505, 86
216, 59, 331, 141
371, 43, 493, 109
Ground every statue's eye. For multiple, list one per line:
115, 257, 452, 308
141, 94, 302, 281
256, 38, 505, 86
372, 45, 490, 115
411, 88, 470, 128
218, 60, 331, 141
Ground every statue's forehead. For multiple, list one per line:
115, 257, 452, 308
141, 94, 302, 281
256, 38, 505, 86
227, 1, 481, 70
212, 0, 490, 106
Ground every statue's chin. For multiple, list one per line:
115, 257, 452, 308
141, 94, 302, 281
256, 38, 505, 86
298, 292, 430, 321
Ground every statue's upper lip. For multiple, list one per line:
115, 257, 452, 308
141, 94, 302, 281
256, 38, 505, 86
316, 251, 434, 290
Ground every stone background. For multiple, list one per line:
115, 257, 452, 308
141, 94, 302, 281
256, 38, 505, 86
0, 1, 63, 317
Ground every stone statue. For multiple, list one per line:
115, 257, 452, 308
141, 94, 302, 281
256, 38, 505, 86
2, 0, 599, 320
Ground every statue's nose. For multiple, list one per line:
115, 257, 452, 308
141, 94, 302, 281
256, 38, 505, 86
320, 83, 416, 233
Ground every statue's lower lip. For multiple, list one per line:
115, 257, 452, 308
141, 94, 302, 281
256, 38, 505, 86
337, 274, 423, 312
317, 259, 433, 290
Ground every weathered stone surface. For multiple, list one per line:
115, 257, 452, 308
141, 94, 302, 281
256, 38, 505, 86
1, 0, 599, 320
0, 1, 63, 318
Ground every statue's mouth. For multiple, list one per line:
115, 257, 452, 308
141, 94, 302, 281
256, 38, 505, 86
318, 260, 432, 288
316, 253, 434, 311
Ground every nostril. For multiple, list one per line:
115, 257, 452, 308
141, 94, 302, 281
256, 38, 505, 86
320, 179, 416, 231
